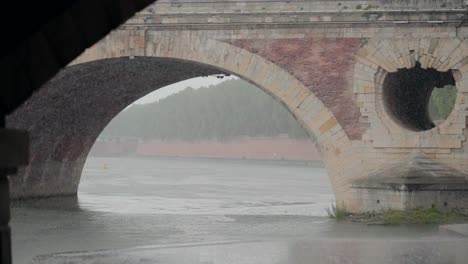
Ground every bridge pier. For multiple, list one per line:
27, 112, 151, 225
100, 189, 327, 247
0, 115, 11, 264
0, 172, 11, 264
351, 154, 468, 213
0, 115, 29, 264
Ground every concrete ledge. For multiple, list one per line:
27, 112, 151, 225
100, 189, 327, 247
352, 154, 468, 191
351, 154, 468, 213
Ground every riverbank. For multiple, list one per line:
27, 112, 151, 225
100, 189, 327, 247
90, 136, 321, 162
132, 155, 325, 168
329, 207, 468, 225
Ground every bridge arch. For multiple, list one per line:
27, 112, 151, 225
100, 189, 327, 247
354, 37, 468, 151
8, 32, 350, 201
75, 31, 349, 148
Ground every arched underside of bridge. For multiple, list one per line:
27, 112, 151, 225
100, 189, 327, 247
7, 33, 351, 201
6, 56, 343, 200
1, 0, 156, 116
7, 57, 223, 198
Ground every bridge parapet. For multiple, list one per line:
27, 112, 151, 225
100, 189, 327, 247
147, 0, 466, 14
379, 0, 466, 9
149, 1, 382, 14
122, 0, 467, 30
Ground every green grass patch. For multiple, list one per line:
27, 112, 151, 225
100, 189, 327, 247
379, 208, 462, 225
326, 204, 466, 225
326, 203, 350, 220
344, 208, 465, 225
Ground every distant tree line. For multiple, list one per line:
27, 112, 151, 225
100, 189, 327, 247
102, 79, 456, 141
102, 78, 310, 141
428, 85, 457, 122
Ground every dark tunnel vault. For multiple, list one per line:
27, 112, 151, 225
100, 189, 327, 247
7, 57, 223, 199
383, 63, 456, 131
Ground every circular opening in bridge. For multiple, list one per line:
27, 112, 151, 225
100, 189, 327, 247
382, 63, 457, 131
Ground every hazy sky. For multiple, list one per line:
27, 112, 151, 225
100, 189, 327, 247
133, 75, 238, 105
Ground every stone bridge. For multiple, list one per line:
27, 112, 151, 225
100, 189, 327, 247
7, 0, 468, 212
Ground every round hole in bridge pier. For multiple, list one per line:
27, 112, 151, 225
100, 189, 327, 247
382, 63, 457, 131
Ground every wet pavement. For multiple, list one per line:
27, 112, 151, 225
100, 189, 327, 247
33, 239, 468, 264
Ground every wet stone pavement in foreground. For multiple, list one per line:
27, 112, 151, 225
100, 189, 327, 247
33, 238, 468, 264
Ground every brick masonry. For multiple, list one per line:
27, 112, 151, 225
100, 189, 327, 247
7, 58, 221, 198
7, 1, 468, 212
228, 39, 364, 140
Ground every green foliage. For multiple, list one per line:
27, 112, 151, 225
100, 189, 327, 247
326, 203, 349, 220
428, 85, 457, 122
328, 206, 464, 225
102, 78, 310, 141
380, 208, 462, 225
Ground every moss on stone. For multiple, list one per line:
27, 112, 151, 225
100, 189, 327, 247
343, 208, 466, 225
380, 208, 462, 225
326, 203, 350, 220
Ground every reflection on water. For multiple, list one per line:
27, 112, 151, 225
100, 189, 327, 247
11, 157, 468, 264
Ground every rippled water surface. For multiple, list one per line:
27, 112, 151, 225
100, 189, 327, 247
11, 157, 468, 264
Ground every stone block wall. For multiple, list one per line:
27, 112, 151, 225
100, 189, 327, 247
9, 1, 468, 213
227, 38, 364, 140
68, 25, 468, 212
352, 188, 468, 214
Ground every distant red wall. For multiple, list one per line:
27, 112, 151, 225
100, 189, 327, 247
90, 138, 139, 157
136, 136, 321, 161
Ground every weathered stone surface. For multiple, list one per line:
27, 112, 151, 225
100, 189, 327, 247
7, 1, 468, 213
352, 154, 468, 212
354, 154, 468, 189
228, 39, 363, 140
7, 57, 221, 199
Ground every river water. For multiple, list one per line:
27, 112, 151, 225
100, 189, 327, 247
11, 157, 468, 264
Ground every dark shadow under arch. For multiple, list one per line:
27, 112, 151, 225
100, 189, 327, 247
7, 56, 320, 199
7, 57, 222, 199
383, 64, 456, 132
